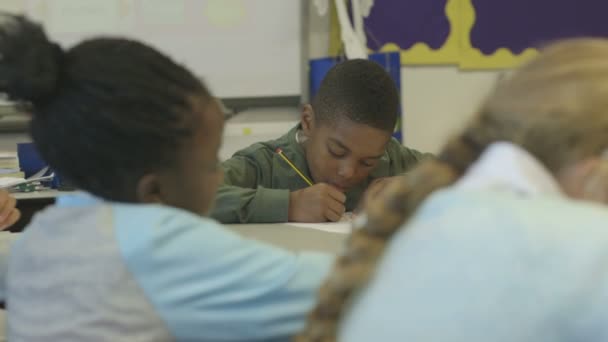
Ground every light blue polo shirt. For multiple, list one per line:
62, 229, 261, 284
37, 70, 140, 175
7, 193, 332, 341
340, 189, 608, 342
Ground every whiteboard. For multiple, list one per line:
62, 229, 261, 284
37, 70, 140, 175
3, 0, 304, 100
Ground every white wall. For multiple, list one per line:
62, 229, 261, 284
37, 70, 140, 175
0, 133, 30, 152
401, 67, 500, 153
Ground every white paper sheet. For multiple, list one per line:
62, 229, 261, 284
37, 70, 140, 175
286, 213, 356, 234
286, 221, 352, 234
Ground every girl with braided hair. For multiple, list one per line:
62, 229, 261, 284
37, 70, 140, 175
298, 38, 608, 342
0, 13, 332, 341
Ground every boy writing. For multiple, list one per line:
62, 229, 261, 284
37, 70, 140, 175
213, 59, 429, 223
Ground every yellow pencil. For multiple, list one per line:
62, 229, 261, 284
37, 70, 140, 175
275, 148, 314, 186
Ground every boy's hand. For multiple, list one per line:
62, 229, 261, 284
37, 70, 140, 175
357, 176, 403, 212
0, 190, 20, 230
288, 183, 346, 222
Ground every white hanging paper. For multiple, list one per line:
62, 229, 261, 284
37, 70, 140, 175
334, 0, 367, 59
314, 0, 329, 16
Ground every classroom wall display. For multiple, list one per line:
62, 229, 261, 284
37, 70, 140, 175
459, 0, 608, 69
2, 0, 305, 100
362, 0, 459, 65
335, 0, 608, 69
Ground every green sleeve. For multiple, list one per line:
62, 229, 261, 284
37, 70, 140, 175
401, 145, 434, 165
386, 139, 434, 174
210, 156, 290, 224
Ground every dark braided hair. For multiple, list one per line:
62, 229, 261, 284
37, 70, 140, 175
312, 59, 399, 133
0, 13, 211, 201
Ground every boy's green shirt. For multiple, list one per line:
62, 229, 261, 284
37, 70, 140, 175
211, 125, 429, 223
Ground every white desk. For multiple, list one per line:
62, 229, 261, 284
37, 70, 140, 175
10, 205, 347, 253
227, 223, 347, 254
10, 190, 349, 254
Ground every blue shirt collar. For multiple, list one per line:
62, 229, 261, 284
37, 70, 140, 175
56, 192, 104, 207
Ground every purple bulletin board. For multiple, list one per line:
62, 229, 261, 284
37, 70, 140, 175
460, 0, 608, 68
470, 0, 608, 55
364, 0, 450, 51
348, 0, 608, 68
355, 0, 459, 64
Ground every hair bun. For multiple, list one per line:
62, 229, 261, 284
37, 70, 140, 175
0, 13, 64, 105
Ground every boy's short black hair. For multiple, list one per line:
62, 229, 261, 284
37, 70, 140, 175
312, 59, 399, 133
